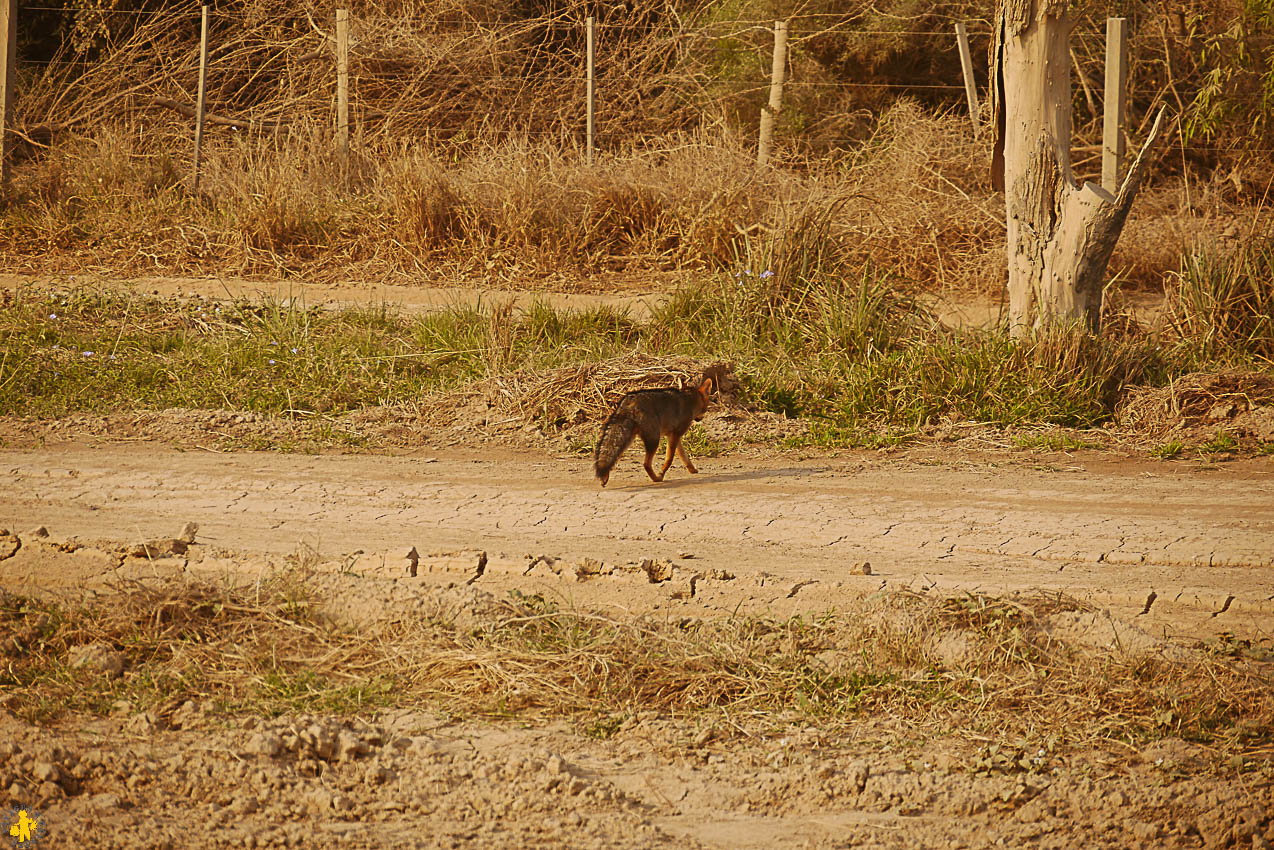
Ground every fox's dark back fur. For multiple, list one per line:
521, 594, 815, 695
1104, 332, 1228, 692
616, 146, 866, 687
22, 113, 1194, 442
594, 383, 710, 483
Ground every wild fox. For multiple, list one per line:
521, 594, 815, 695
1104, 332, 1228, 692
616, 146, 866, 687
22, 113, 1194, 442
594, 377, 713, 486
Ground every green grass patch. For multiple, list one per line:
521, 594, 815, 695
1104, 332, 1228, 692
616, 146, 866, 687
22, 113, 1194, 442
1198, 430, 1239, 456
1151, 439, 1187, 459
3, 255, 1271, 448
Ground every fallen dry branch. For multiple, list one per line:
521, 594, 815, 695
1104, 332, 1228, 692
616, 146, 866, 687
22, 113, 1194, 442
150, 98, 289, 132
419, 355, 740, 427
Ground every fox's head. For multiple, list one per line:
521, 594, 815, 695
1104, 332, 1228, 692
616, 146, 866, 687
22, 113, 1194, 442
693, 377, 713, 421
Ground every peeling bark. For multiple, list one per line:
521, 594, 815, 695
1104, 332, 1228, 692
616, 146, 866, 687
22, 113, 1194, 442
990, 0, 1167, 335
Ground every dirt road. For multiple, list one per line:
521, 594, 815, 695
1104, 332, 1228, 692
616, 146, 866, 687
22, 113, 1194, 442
3, 444, 1271, 640
3, 442, 1274, 848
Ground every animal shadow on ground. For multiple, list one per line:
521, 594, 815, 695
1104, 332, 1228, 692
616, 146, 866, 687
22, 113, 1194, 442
604, 465, 821, 490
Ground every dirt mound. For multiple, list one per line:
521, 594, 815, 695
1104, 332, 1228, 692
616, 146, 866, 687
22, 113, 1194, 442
1118, 370, 1274, 439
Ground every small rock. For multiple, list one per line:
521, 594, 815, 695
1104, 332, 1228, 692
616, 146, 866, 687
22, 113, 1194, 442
693, 728, 715, 748
848, 763, 870, 794
306, 787, 333, 814
246, 733, 283, 758
25, 526, 49, 539
335, 730, 368, 761
126, 538, 188, 559
0, 531, 19, 560
848, 561, 872, 576
641, 559, 676, 584
668, 574, 700, 600
36, 780, 63, 801
91, 792, 121, 810
33, 761, 67, 786
1130, 822, 1161, 841
545, 755, 568, 775
178, 522, 199, 545
365, 765, 395, 786
69, 643, 125, 679
303, 723, 339, 761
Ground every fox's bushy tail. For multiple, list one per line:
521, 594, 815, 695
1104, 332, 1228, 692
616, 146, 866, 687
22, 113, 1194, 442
594, 414, 637, 486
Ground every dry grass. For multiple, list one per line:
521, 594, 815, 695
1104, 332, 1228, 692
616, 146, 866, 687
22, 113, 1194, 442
2, 107, 1006, 290
3, 578, 1271, 761
6, 0, 1267, 293
418, 353, 739, 426
1117, 371, 1274, 436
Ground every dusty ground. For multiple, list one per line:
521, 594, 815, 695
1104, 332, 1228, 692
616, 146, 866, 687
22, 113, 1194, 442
0, 271, 1271, 849
1, 436, 1273, 848
0, 271, 1174, 329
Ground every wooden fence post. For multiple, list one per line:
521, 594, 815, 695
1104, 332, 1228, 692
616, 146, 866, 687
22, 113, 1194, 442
756, 20, 787, 167
1102, 17, 1128, 193
192, 4, 210, 193
0, 0, 15, 187
954, 22, 980, 137
585, 16, 595, 165
336, 9, 350, 164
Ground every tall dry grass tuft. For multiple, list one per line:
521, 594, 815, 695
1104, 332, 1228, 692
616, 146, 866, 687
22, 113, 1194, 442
1167, 231, 1274, 364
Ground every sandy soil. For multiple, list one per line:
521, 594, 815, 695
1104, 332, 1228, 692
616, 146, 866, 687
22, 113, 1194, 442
0, 271, 1173, 329
2, 438, 1273, 848
3, 444, 1271, 639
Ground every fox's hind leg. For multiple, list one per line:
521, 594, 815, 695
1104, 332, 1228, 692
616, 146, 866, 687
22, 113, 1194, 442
642, 431, 663, 482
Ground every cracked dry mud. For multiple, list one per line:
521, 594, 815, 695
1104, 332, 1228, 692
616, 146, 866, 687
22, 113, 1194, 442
2, 441, 1273, 848
3, 445, 1271, 636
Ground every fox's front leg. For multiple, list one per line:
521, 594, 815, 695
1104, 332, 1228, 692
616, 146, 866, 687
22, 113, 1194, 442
656, 434, 682, 480
676, 441, 698, 474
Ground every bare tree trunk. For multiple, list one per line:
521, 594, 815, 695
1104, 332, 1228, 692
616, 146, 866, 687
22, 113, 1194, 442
990, 0, 1166, 336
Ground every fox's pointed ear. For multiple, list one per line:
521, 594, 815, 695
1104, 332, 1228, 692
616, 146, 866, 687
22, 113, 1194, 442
698, 377, 714, 397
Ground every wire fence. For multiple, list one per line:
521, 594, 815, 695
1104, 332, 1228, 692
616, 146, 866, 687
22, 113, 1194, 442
6, 4, 1274, 178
